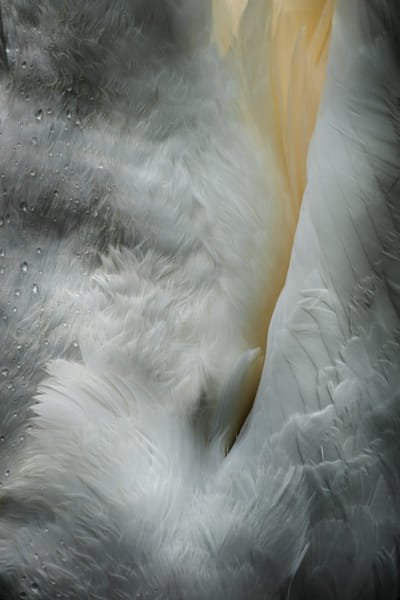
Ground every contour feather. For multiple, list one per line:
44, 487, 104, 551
0, 1, 399, 599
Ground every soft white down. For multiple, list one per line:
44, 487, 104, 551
0, 1, 399, 598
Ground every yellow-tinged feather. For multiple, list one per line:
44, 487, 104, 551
270, 0, 334, 212
212, 0, 334, 333
212, 0, 247, 55
223, 0, 334, 216
212, 0, 334, 440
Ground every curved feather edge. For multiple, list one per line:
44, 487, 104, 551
0, 1, 399, 598
236, 0, 400, 596
227, 0, 334, 227
210, 2, 334, 437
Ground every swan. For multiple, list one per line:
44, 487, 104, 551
0, 0, 399, 598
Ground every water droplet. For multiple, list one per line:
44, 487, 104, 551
0, 217, 3, 226
31, 582, 40, 594
0, 436, 4, 444
66, 84, 73, 93
20, 262, 28, 273
30, 168, 37, 177
72, 341, 79, 348
0, 248, 5, 257
12, 307, 17, 313
1, 368, 9, 377
15, 289, 21, 297
21, 61, 27, 70
0, 269, 4, 276
4, 469, 10, 477
32, 284, 39, 295
66, 109, 72, 119
47, 107, 52, 115
35, 109, 43, 121
20, 201, 28, 212
31, 136, 38, 146
36, 247, 41, 255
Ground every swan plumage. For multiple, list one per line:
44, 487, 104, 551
0, 1, 399, 598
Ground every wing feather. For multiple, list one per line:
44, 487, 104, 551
1, 1, 399, 598
225, 0, 400, 595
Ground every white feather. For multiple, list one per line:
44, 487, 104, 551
0, 0, 399, 598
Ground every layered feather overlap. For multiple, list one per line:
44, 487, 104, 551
0, 1, 399, 598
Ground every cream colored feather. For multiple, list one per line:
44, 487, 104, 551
213, 0, 334, 432
0, 1, 399, 599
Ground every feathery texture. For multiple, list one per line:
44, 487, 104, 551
218, 0, 334, 354
0, 1, 399, 599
